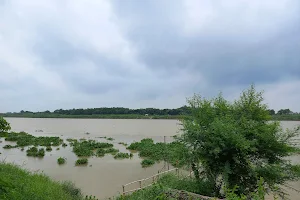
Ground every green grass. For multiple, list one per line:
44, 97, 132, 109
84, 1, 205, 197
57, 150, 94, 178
127, 138, 186, 167
26, 147, 45, 157
106, 137, 114, 141
118, 142, 128, 146
1, 131, 63, 147
75, 158, 88, 166
0, 162, 85, 200
72, 140, 113, 157
3, 144, 18, 149
57, 157, 66, 165
113, 152, 133, 159
46, 146, 52, 151
141, 159, 155, 168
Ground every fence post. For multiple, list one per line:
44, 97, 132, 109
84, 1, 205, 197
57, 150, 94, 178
153, 176, 155, 183
176, 168, 179, 176
139, 180, 142, 189
122, 185, 125, 195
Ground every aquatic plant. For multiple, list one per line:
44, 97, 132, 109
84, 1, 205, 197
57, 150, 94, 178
72, 140, 114, 157
62, 143, 68, 147
3, 144, 18, 149
26, 147, 45, 157
118, 142, 128, 146
56, 148, 60, 150
46, 146, 52, 151
113, 152, 131, 159
75, 158, 88, 166
57, 157, 66, 165
96, 149, 105, 157
141, 159, 155, 168
106, 137, 114, 141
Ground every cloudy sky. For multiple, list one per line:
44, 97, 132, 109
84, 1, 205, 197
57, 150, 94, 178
1, 0, 300, 112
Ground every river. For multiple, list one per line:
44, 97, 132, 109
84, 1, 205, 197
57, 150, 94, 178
0, 118, 299, 199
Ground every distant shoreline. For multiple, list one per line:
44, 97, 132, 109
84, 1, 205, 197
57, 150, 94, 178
1, 114, 300, 121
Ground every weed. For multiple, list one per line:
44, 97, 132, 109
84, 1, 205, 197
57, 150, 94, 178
118, 142, 128, 146
114, 152, 131, 159
3, 144, 18, 149
57, 157, 66, 165
56, 148, 60, 150
106, 137, 114, 141
46, 146, 52, 151
141, 159, 155, 168
72, 140, 113, 157
75, 158, 88, 166
62, 143, 68, 147
26, 147, 45, 157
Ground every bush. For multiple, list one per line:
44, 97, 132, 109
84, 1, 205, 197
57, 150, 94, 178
72, 140, 113, 157
62, 143, 68, 147
75, 158, 88, 166
0, 117, 11, 133
57, 157, 66, 165
180, 85, 300, 196
141, 159, 155, 168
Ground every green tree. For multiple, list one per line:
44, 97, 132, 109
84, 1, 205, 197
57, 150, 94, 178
180, 85, 300, 197
268, 109, 275, 115
0, 117, 11, 132
277, 109, 292, 115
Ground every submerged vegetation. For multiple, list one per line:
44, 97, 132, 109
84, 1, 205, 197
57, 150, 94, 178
26, 147, 45, 157
75, 158, 88, 166
141, 159, 155, 168
113, 152, 133, 159
127, 138, 186, 167
57, 157, 66, 165
72, 140, 114, 157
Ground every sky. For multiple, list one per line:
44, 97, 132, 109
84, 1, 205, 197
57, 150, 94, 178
1, 0, 300, 113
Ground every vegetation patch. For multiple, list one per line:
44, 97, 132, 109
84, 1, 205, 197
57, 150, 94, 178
26, 147, 45, 157
62, 143, 68, 147
118, 142, 128, 146
3, 144, 18, 149
46, 146, 52, 151
141, 159, 155, 168
75, 158, 88, 166
113, 152, 133, 159
0, 162, 92, 200
72, 140, 113, 157
57, 157, 66, 165
2, 131, 63, 147
106, 137, 114, 141
127, 139, 186, 167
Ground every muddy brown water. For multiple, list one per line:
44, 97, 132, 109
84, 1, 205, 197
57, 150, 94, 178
0, 118, 299, 199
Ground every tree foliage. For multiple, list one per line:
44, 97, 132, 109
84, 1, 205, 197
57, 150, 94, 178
180, 85, 300, 196
0, 117, 11, 132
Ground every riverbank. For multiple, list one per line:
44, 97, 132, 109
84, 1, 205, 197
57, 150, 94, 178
0, 162, 95, 200
0, 113, 181, 119
1, 113, 300, 121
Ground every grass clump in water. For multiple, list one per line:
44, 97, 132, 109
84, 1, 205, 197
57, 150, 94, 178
3, 144, 18, 149
0, 162, 87, 200
141, 159, 155, 168
127, 138, 186, 167
106, 137, 114, 141
46, 146, 52, 151
72, 140, 113, 157
114, 152, 132, 159
118, 142, 128, 146
57, 157, 66, 165
75, 158, 88, 166
26, 147, 45, 157
3, 131, 63, 147
62, 143, 68, 147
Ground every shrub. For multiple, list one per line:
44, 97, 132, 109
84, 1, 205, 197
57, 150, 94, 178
57, 157, 66, 165
62, 143, 68, 147
75, 158, 88, 166
180, 85, 300, 196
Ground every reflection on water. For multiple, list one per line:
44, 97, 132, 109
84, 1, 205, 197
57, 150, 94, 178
0, 118, 299, 199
